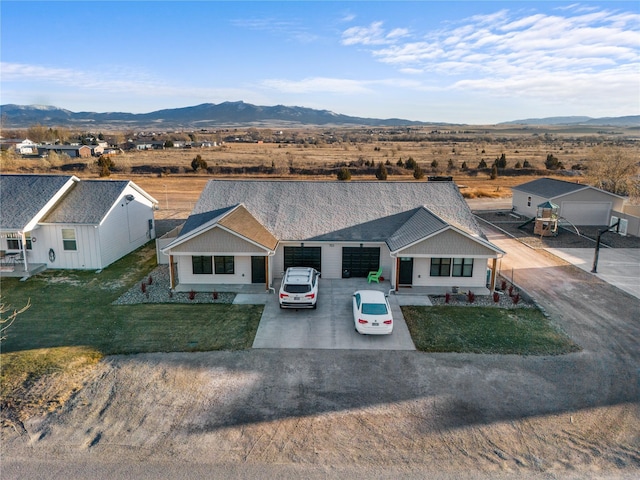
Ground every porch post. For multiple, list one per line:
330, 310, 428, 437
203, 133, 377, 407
169, 255, 175, 290
264, 255, 269, 291
395, 257, 400, 292
20, 231, 28, 271
490, 258, 498, 292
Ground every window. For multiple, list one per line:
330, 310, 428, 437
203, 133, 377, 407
62, 228, 77, 251
430, 258, 451, 277
214, 256, 235, 274
24, 233, 32, 250
192, 256, 213, 274
452, 258, 474, 277
6, 233, 20, 250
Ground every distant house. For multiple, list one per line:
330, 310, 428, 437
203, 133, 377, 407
38, 145, 92, 158
161, 180, 504, 293
0, 138, 37, 154
512, 178, 625, 227
0, 174, 158, 276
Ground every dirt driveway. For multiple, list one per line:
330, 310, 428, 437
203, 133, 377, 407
2, 227, 639, 479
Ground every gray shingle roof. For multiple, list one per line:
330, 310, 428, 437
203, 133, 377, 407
0, 174, 75, 230
180, 180, 491, 251
43, 180, 130, 224
512, 178, 587, 198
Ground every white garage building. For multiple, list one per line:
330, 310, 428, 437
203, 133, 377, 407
512, 178, 625, 226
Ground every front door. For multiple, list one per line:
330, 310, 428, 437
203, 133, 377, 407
251, 256, 266, 284
399, 257, 413, 285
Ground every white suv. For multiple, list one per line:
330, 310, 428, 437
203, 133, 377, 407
279, 267, 320, 309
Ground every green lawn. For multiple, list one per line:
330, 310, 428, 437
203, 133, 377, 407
0, 243, 263, 403
402, 305, 580, 355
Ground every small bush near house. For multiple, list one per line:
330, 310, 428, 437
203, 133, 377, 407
493, 292, 500, 303
467, 291, 475, 304
337, 167, 351, 181
188, 290, 196, 300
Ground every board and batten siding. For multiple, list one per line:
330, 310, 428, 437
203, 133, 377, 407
398, 229, 496, 257
98, 187, 155, 268
170, 227, 267, 254
29, 224, 101, 269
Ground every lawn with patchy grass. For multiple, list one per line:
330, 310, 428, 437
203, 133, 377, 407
0, 242, 263, 421
402, 305, 580, 355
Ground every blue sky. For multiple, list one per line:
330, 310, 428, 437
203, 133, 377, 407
1, 1, 638, 124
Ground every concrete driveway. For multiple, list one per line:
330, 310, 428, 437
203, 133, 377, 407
252, 278, 416, 350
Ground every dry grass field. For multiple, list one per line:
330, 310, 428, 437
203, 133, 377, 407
3, 126, 638, 219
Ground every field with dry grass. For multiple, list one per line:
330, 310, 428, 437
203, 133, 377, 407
3, 126, 638, 219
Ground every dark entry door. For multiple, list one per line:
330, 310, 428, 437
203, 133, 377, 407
399, 257, 414, 285
283, 247, 322, 272
342, 247, 380, 277
251, 256, 266, 284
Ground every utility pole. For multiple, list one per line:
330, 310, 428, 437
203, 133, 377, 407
591, 219, 619, 273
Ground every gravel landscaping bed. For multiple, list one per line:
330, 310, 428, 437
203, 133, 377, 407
428, 288, 535, 309
112, 265, 235, 305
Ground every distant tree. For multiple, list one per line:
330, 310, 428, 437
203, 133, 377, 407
587, 146, 638, 197
447, 158, 455, 171
405, 156, 417, 170
385, 159, 391, 166
544, 153, 563, 170
494, 153, 507, 169
191, 154, 207, 172
97, 155, 114, 177
514, 161, 522, 169
461, 161, 468, 171
430, 159, 439, 170
478, 159, 487, 169
337, 167, 352, 181
523, 159, 532, 168
164, 140, 174, 148
413, 165, 425, 180
396, 158, 404, 167
375, 162, 388, 180
490, 164, 498, 180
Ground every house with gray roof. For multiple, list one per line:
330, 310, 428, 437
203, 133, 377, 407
0, 174, 157, 276
512, 178, 626, 227
161, 180, 505, 293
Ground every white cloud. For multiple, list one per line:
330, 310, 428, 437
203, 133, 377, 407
341, 6, 640, 113
262, 77, 374, 94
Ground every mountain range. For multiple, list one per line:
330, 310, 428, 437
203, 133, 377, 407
1, 102, 638, 129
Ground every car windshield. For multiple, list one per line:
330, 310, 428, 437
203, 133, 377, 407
361, 303, 388, 315
284, 284, 311, 293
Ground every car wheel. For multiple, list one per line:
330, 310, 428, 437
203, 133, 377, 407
312, 303, 317, 310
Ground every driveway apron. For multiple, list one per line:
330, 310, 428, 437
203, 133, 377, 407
252, 278, 415, 350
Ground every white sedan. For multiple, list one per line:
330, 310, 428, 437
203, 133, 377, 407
352, 290, 393, 335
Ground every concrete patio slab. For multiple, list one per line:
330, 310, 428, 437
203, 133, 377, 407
545, 247, 640, 299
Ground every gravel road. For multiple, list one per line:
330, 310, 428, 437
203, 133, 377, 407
2, 226, 639, 479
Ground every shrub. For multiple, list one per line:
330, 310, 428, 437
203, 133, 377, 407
493, 292, 500, 303
141, 282, 147, 294
147, 275, 153, 285
494, 153, 507, 169
445, 293, 451, 304
490, 164, 498, 180
97, 155, 114, 177
337, 167, 351, 181
478, 159, 487, 169
461, 161, 468, 171
508, 285, 514, 296
430, 159, 439, 170
405, 157, 417, 170
413, 165, 425, 179
375, 162, 388, 180
523, 159, 532, 168
512, 293, 521, 305
191, 154, 207, 172
188, 290, 196, 300
467, 291, 475, 304
212, 291, 218, 300
544, 153, 563, 170
396, 158, 404, 167
501, 280, 507, 291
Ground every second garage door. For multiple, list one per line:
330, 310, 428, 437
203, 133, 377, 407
560, 201, 611, 226
342, 247, 380, 278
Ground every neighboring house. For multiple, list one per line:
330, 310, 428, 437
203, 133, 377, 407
0, 174, 158, 275
0, 138, 37, 154
512, 178, 625, 227
38, 145, 92, 158
161, 180, 505, 294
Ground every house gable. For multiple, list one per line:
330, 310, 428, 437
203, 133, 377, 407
395, 227, 499, 257
170, 225, 270, 254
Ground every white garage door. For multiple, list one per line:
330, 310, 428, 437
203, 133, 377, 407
560, 201, 611, 226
